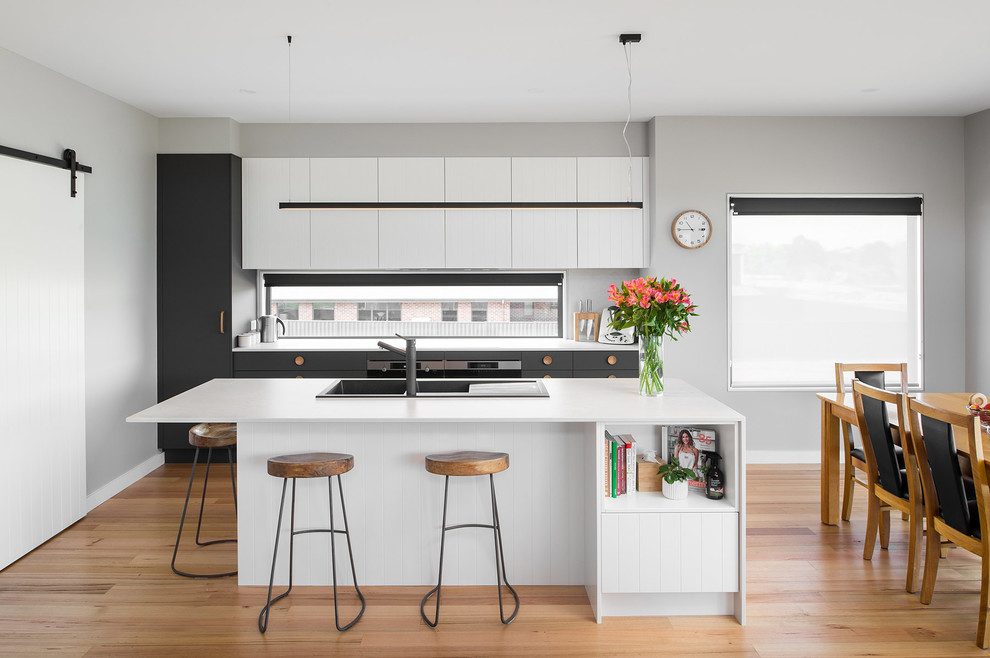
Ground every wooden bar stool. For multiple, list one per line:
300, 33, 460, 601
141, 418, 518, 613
421, 450, 519, 627
258, 452, 365, 633
171, 423, 237, 579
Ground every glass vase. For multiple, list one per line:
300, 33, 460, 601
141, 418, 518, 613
638, 333, 664, 396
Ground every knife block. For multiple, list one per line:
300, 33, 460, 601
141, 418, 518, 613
573, 312, 600, 342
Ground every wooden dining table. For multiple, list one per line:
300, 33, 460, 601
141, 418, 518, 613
818, 391, 988, 526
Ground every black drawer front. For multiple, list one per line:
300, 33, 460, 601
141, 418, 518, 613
235, 370, 365, 379
234, 351, 367, 371
573, 369, 637, 379
522, 369, 573, 379
444, 351, 521, 361
521, 351, 573, 371
573, 351, 637, 371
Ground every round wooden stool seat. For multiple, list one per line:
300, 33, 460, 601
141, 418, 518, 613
267, 452, 354, 479
188, 423, 237, 448
425, 451, 509, 477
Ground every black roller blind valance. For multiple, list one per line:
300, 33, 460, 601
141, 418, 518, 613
730, 196, 923, 216
263, 272, 564, 287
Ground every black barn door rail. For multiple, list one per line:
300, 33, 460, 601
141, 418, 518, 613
0, 144, 93, 197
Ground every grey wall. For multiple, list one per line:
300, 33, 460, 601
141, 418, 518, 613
965, 110, 990, 393
650, 116, 966, 457
0, 47, 160, 494
239, 122, 649, 158
159, 118, 240, 155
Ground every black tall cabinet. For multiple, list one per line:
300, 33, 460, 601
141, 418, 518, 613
157, 154, 241, 461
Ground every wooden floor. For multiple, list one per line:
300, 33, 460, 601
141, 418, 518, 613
1, 464, 988, 656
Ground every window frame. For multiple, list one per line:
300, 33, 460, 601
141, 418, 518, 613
725, 193, 925, 392
257, 271, 566, 339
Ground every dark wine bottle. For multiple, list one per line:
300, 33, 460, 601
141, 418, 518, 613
705, 452, 724, 500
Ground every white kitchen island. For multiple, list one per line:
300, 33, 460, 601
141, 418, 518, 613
128, 377, 745, 624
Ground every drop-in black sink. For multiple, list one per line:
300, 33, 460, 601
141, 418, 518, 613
316, 379, 549, 398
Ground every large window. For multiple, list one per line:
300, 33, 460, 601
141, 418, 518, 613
263, 272, 563, 338
728, 196, 923, 389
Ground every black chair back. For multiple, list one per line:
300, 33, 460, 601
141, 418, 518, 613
919, 414, 973, 537
859, 388, 906, 497
854, 370, 886, 389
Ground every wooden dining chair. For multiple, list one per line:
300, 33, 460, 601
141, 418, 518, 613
852, 380, 922, 593
908, 398, 990, 648
835, 363, 909, 521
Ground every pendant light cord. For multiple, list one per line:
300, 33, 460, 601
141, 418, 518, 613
287, 35, 293, 121
622, 41, 634, 203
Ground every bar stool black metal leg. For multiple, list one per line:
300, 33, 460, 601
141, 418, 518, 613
420, 475, 450, 627
259, 478, 296, 633
171, 446, 237, 579
489, 474, 519, 624
329, 474, 365, 631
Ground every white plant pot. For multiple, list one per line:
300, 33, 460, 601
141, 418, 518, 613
662, 478, 689, 500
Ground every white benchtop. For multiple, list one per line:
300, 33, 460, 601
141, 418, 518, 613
233, 337, 637, 352
127, 377, 743, 424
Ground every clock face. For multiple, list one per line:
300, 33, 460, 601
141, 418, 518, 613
672, 210, 712, 249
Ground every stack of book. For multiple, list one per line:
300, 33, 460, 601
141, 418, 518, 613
603, 430, 637, 498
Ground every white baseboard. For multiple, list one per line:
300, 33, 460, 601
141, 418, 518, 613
747, 450, 820, 464
87, 452, 165, 511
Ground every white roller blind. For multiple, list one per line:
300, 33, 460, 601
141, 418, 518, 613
729, 204, 922, 389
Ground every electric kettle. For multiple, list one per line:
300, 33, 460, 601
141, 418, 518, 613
259, 315, 286, 343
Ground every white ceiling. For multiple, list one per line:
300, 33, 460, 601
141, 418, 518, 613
2, 0, 989, 123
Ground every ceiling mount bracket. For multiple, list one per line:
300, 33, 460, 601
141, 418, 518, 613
619, 33, 641, 44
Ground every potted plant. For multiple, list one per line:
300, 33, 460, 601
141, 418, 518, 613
606, 277, 698, 396
657, 460, 697, 500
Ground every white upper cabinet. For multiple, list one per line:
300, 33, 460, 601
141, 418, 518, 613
310, 158, 378, 202
445, 209, 511, 268
577, 157, 645, 202
444, 157, 511, 202
511, 209, 577, 269
378, 157, 444, 202
242, 158, 311, 269
577, 209, 646, 268
511, 158, 577, 202
379, 209, 446, 268
311, 209, 379, 269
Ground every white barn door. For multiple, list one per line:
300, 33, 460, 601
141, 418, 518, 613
0, 155, 86, 570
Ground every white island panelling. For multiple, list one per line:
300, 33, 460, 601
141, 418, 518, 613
129, 378, 745, 624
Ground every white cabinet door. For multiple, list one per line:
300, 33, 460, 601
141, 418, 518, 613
601, 512, 739, 594
444, 157, 511, 202
511, 157, 577, 201
577, 157, 644, 202
379, 209, 445, 268
444, 209, 511, 268
577, 209, 645, 268
310, 158, 378, 201
242, 158, 310, 269
511, 209, 577, 268
311, 210, 379, 269
378, 157, 444, 202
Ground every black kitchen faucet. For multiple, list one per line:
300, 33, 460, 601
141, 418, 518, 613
377, 334, 417, 396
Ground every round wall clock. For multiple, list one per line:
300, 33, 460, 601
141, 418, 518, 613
671, 210, 712, 249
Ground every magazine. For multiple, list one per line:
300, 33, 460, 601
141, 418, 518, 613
665, 426, 719, 490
